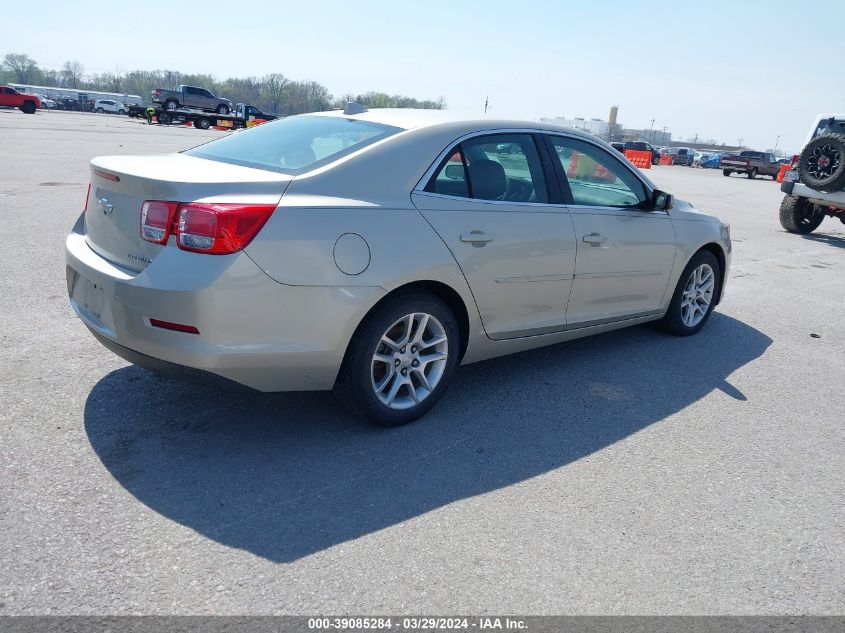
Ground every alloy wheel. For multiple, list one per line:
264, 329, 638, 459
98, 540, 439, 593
681, 264, 715, 328
807, 143, 841, 179
371, 312, 448, 410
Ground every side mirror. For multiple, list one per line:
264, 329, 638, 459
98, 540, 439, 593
444, 164, 465, 180
652, 189, 673, 211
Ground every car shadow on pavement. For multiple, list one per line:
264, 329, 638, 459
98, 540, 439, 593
84, 313, 771, 563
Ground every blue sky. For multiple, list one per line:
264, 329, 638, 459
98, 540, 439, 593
5, 0, 843, 152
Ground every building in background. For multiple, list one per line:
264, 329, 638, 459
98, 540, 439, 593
540, 116, 610, 137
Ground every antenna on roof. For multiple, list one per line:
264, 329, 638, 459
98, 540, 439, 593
343, 102, 368, 115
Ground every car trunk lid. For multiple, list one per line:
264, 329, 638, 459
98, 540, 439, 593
85, 153, 291, 272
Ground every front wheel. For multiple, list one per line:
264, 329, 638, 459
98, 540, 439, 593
195, 117, 211, 130
722, 169, 732, 177
96, 107, 104, 114
660, 250, 721, 336
779, 195, 824, 234
334, 291, 460, 426
118, 109, 125, 115
216, 104, 230, 115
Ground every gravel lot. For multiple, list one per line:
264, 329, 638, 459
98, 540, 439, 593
1, 110, 843, 615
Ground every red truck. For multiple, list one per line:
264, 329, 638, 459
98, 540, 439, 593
720, 150, 781, 179
0, 86, 41, 114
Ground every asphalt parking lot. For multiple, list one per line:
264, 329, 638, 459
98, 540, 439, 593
1, 109, 843, 615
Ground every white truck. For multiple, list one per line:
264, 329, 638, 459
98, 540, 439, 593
779, 114, 845, 234
151, 85, 232, 114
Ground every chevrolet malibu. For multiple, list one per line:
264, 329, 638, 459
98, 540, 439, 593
66, 107, 731, 426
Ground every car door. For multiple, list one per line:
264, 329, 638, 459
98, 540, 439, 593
544, 134, 677, 325
197, 88, 215, 109
412, 132, 577, 340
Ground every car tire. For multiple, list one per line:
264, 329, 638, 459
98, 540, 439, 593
722, 169, 732, 177
779, 195, 824, 234
216, 104, 230, 115
747, 168, 758, 179
798, 133, 845, 193
96, 107, 104, 114
652, 156, 659, 165
195, 117, 211, 130
21, 101, 36, 114
334, 290, 460, 427
164, 99, 179, 111
118, 109, 125, 115
158, 112, 172, 125
660, 249, 721, 337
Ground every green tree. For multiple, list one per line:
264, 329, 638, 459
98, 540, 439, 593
3, 53, 38, 83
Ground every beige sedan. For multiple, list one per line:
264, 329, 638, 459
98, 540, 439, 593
66, 106, 731, 425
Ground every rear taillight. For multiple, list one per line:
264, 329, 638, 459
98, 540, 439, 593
84, 182, 91, 211
154, 89, 161, 96
790, 154, 800, 169
141, 201, 179, 244
140, 201, 276, 255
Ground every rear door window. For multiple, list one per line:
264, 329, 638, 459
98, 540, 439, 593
425, 134, 549, 203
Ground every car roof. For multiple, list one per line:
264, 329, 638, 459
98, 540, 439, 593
306, 108, 602, 141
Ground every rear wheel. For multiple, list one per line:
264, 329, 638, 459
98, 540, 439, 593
96, 107, 104, 114
164, 99, 179, 111
157, 112, 172, 125
216, 104, 230, 115
779, 195, 824, 234
747, 168, 758, 179
195, 117, 211, 130
722, 169, 732, 177
660, 250, 721, 336
334, 291, 460, 426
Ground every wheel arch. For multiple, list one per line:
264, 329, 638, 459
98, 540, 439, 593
697, 242, 727, 305
350, 279, 471, 363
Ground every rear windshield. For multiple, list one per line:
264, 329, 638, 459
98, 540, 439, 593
186, 115, 401, 174
740, 151, 763, 158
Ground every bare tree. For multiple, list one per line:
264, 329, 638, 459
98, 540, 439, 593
261, 73, 288, 113
3, 53, 38, 83
61, 60, 84, 88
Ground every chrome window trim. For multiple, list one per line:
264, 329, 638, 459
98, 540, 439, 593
413, 127, 657, 210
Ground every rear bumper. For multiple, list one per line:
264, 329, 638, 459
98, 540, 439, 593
782, 182, 845, 209
66, 216, 385, 391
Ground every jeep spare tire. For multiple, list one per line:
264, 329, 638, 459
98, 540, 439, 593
798, 133, 845, 192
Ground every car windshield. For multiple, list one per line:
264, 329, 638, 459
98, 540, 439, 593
185, 115, 402, 174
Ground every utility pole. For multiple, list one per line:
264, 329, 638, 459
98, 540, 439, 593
774, 135, 780, 152
693, 133, 699, 144
649, 118, 655, 144
738, 137, 744, 148
484, 96, 489, 114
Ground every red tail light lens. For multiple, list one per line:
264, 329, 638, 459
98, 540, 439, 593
176, 203, 276, 254
139, 200, 276, 254
791, 154, 800, 168
141, 201, 179, 244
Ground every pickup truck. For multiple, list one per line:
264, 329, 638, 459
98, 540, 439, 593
0, 85, 41, 114
151, 85, 232, 114
720, 150, 781, 179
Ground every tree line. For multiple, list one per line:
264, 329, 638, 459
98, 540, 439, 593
1, 53, 445, 115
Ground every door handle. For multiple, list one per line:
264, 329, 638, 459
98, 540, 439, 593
583, 233, 606, 246
460, 231, 494, 245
